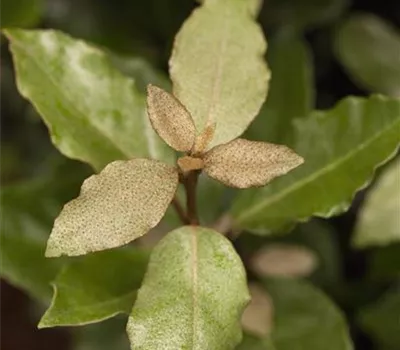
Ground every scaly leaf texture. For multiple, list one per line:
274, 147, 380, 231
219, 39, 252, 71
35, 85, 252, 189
39, 249, 149, 328
232, 96, 400, 233
170, 0, 270, 149
5, 29, 174, 171
353, 159, 400, 248
204, 138, 304, 189
127, 226, 249, 350
146, 85, 195, 152
46, 159, 178, 257
335, 14, 400, 97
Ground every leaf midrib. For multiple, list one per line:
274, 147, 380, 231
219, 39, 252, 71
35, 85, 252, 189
9, 34, 131, 160
191, 227, 199, 348
237, 117, 400, 224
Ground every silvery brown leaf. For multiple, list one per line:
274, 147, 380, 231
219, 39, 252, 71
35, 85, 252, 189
204, 138, 304, 188
46, 159, 179, 257
147, 84, 196, 152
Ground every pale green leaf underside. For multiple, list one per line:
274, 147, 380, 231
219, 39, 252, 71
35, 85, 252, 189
170, 0, 270, 149
335, 14, 400, 97
264, 278, 353, 350
39, 249, 148, 328
353, 159, 400, 248
127, 226, 250, 350
6, 29, 174, 171
232, 95, 400, 233
46, 159, 178, 257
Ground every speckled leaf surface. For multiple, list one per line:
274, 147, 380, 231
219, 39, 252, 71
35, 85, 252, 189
204, 138, 303, 189
39, 249, 148, 328
353, 159, 400, 248
46, 159, 178, 257
146, 84, 195, 152
232, 96, 400, 233
127, 226, 249, 349
335, 14, 400, 97
5, 29, 174, 171
170, 0, 270, 149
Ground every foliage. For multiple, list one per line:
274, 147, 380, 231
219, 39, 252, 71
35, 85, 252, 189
1, 0, 400, 349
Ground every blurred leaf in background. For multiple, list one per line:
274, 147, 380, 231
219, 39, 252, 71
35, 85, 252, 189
1, 0, 44, 28
335, 14, 400, 97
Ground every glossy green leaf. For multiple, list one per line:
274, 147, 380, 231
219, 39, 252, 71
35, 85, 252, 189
238, 279, 353, 349
1, 0, 43, 28
353, 159, 400, 247
232, 96, 400, 233
5, 29, 174, 171
170, 0, 270, 149
265, 278, 353, 350
0, 165, 87, 301
265, 0, 348, 30
0, 232, 61, 302
39, 249, 148, 328
127, 226, 249, 349
246, 31, 314, 144
358, 289, 400, 349
335, 14, 400, 96
237, 333, 275, 350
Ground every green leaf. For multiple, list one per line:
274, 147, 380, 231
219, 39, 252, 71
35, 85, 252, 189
335, 14, 400, 96
237, 333, 275, 350
0, 232, 62, 302
265, 0, 348, 30
231, 96, 400, 233
358, 289, 400, 349
1, 0, 43, 28
46, 159, 178, 257
170, 0, 270, 149
369, 244, 400, 281
197, 0, 263, 17
265, 278, 353, 350
353, 159, 400, 247
39, 249, 148, 328
246, 31, 314, 144
0, 165, 87, 301
127, 226, 249, 349
5, 29, 174, 171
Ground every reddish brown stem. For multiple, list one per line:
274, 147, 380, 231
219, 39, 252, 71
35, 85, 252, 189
183, 171, 200, 225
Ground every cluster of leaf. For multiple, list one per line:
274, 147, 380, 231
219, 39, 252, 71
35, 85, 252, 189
1, 0, 400, 349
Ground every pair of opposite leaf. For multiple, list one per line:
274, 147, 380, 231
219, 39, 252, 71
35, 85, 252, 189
45, 85, 304, 257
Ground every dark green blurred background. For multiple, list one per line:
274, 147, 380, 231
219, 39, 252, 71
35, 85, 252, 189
1, 0, 399, 349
